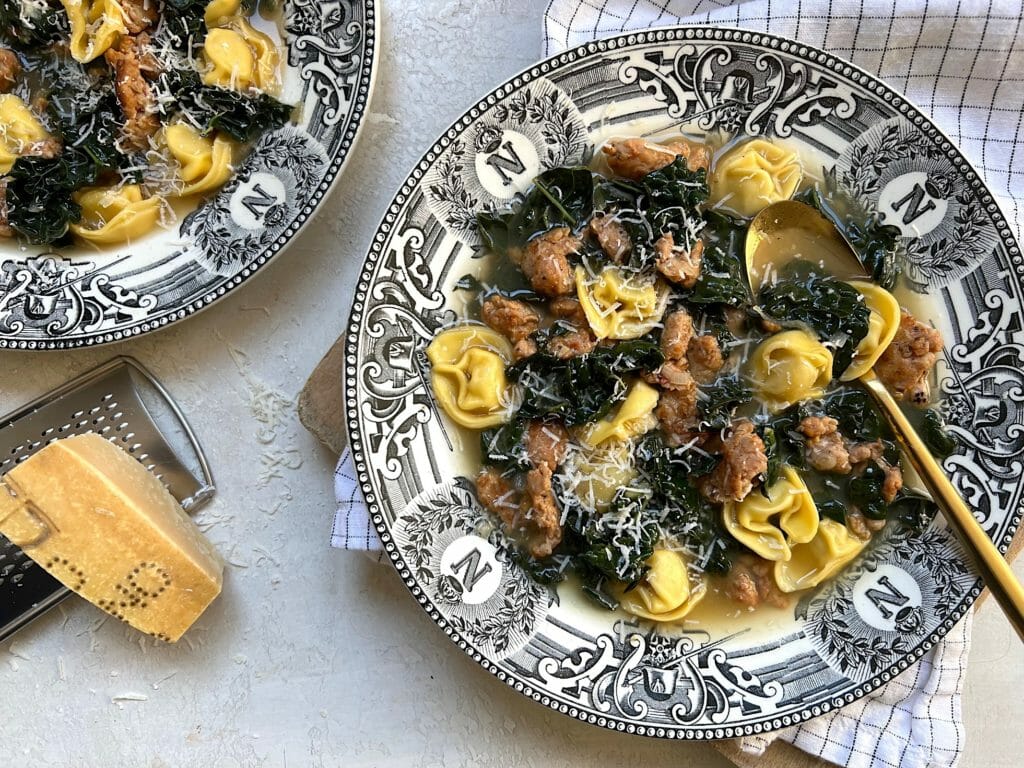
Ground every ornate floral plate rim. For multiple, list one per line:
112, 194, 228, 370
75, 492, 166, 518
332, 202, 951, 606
344, 25, 1022, 739
0, 0, 379, 351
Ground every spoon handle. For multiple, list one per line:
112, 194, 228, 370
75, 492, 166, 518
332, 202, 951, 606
860, 370, 1024, 640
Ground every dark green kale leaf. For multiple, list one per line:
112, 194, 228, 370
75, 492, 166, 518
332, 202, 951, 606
579, 494, 658, 583
157, 70, 293, 143
477, 167, 595, 255
0, 0, 66, 47
759, 263, 871, 377
160, 0, 209, 51
761, 425, 781, 489
697, 376, 753, 430
819, 387, 888, 443
847, 463, 888, 520
480, 420, 528, 470
818, 498, 849, 525
6, 157, 81, 244
795, 171, 902, 290
921, 408, 958, 459
684, 211, 750, 307
510, 338, 663, 426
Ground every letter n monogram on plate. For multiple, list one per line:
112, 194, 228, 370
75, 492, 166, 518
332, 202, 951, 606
438, 535, 502, 605
852, 564, 924, 632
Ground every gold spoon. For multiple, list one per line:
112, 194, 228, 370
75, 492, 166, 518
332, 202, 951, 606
747, 200, 1024, 640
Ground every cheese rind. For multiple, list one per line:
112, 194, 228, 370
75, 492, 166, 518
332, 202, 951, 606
0, 434, 224, 642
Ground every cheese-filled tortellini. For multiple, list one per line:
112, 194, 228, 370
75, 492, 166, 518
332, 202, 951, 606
205, 0, 242, 27
164, 124, 238, 197
202, 19, 280, 93
61, 0, 127, 63
617, 549, 707, 622
710, 139, 802, 218
774, 518, 867, 592
575, 266, 669, 340
70, 186, 163, 245
0, 95, 53, 174
749, 329, 833, 412
580, 380, 659, 447
840, 282, 902, 381
564, 440, 637, 510
427, 325, 515, 430
723, 466, 819, 562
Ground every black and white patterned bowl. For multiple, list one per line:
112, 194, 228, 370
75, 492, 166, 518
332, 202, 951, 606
345, 27, 1022, 737
0, 0, 378, 350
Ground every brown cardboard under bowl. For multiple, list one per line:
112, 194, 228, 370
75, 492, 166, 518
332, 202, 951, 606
300, 336, 1024, 768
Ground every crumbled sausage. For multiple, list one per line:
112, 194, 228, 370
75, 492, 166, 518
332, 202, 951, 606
522, 465, 563, 558
122, 0, 159, 33
512, 227, 578, 297
105, 33, 160, 150
588, 214, 630, 262
22, 138, 61, 159
549, 296, 587, 324
661, 309, 693, 361
477, 466, 563, 559
546, 297, 597, 359
881, 462, 903, 503
602, 137, 710, 180
687, 334, 725, 384
481, 295, 539, 344
655, 374, 699, 446
874, 310, 942, 406
0, 48, 20, 93
799, 416, 852, 474
724, 554, 789, 609
476, 468, 520, 519
845, 510, 872, 541
655, 233, 703, 288
548, 327, 597, 359
525, 421, 569, 471
847, 440, 885, 465
698, 420, 767, 503
513, 338, 538, 361
650, 360, 693, 390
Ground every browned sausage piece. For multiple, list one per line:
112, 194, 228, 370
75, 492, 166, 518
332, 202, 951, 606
0, 48, 20, 93
525, 421, 569, 472
698, 420, 767, 504
546, 297, 597, 359
588, 214, 630, 262
655, 233, 703, 289
874, 310, 942, 406
481, 295, 539, 345
723, 554, 789, 609
799, 416, 852, 474
655, 375, 699, 447
511, 227, 578, 298
105, 33, 160, 151
522, 465, 563, 558
687, 334, 725, 384
660, 309, 693, 361
122, 0, 159, 33
602, 137, 711, 180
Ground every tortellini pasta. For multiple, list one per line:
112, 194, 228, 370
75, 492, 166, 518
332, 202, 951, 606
749, 329, 833, 412
575, 266, 669, 340
202, 19, 280, 93
427, 325, 515, 430
0, 96, 52, 174
710, 139, 802, 218
774, 518, 866, 592
564, 440, 637, 510
205, 0, 241, 27
616, 549, 707, 622
70, 185, 163, 245
840, 282, 902, 381
580, 380, 659, 447
164, 124, 239, 197
61, 0, 127, 63
723, 466, 819, 562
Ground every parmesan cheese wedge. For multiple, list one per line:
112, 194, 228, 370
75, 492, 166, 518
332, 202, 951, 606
0, 434, 224, 642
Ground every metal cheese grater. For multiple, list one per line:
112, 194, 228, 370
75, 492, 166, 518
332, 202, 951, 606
0, 356, 215, 641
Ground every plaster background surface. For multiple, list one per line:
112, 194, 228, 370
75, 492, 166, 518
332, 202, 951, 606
0, 3, 1019, 765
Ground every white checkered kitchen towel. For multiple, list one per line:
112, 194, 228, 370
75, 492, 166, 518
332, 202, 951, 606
336, 2, 1024, 765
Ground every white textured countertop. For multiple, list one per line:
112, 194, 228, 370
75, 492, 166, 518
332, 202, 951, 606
0, 3, 1020, 766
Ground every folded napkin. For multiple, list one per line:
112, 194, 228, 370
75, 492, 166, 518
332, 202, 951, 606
335, 2, 1023, 765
